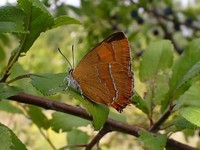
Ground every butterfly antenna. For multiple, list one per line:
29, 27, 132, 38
57, 48, 73, 69
72, 45, 75, 69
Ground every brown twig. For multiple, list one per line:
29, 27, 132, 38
86, 125, 111, 150
8, 93, 199, 150
149, 108, 171, 132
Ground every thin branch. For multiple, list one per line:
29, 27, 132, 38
86, 125, 111, 150
149, 103, 175, 132
37, 127, 57, 150
149, 109, 171, 132
8, 93, 199, 150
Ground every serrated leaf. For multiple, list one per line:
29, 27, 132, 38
30, 73, 67, 95
0, 123, 27, 150
139, 131, 167, 150
67, 129, 89, 147
52, 16, 81, 29
27, 105, 50, 129
50, 112, 89, 133
0, 83, 23, 99
173, 117, 198, 129
179, 106, 200, 127
168, 38, 200, 99
131, 90, 149, 114
0, 6, 25, 33
18, 0, 54, 52
177, 83, 200, 107
0, 100, 23, 114
174, 61, 200, 97
139, 40, 173, 81
29, 0, 50, 14
163, 38, 200, 110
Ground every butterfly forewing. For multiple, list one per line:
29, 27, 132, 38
71, 32, 134, 112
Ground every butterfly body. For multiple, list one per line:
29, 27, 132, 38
69, 32, 134, 112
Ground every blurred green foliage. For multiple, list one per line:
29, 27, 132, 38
0, 0, 200, 149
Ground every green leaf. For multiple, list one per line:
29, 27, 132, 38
18, 0, 54, 52
139, 131, 167, 150
81, 99, 109, 130
31, 73, 109, 130
0, 46, 6, 63
153, 74, 170, 105
163, 38, 200, 110
109, 111, 126, 123
30, 73, 67, 95
52, 15, 81, 29
67, 129, 89, 148
0, 100, 23, 114
131, 90, 149, 114
179, 106, 200, 127
0, 83, 23, 99
173, 117, 198, 130
139, 40, 173, 81
27, 105, 50, 129
168, 38, 200, 99
0, 123, 27, 150
68, 87, 109, 130
177, 82, 200, 107
0, 6, 25, 33
50, 112, 89, 133
174, 61, 200, 98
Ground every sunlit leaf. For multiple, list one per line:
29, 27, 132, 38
177, 82, 200, 107
50, 112, 89, 133
139, 40, 173, 81
173, 117, 198, 129
179, 106, 200, 127
27, 105, 50, 129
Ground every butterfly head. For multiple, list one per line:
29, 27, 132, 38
67, 68, 83, 95
68, 68, 73, 75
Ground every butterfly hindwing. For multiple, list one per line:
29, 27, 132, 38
71, 32, 134, 112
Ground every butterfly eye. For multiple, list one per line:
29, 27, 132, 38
68, 68, 73, 74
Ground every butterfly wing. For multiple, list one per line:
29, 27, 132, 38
71, 32, 134, 112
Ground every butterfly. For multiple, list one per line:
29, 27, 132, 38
67, 32, 134, 112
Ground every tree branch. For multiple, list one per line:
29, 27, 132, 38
8, 93, 199, 150
86, 125, 111, 150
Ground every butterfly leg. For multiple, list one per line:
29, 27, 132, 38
63, 76, 70, 90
